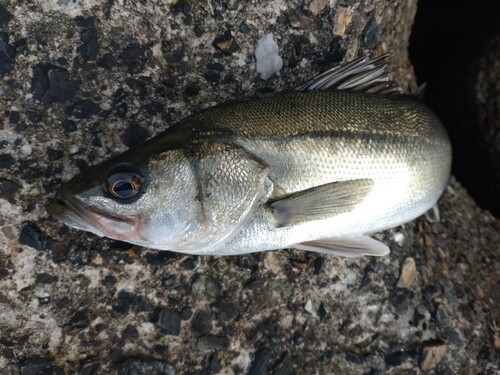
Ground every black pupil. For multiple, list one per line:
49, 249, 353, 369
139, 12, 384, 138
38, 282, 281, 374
113, 180, 135, 198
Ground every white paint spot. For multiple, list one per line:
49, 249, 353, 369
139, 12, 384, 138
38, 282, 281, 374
304, 299, 313, 313
139, 322, 155, 336
69, 144, 80, 154
231, 348, 251, 373
0, 358, 6, 370
81, 267, 102, 289
394, 232, 404, 245
49, 326, 63, 351
41, 0, 82, 17
0, 303, 20, 329
21, 144, 32, 155
255, 34, 283, 80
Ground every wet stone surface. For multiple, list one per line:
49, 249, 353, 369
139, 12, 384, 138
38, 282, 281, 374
0, 1, 499, 374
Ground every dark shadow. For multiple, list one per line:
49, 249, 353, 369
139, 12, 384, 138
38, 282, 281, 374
409, 0, 500, 217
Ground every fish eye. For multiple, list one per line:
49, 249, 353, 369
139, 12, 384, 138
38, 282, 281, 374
105, 164, 146, 201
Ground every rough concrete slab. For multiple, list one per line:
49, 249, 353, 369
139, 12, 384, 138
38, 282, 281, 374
0, 1, 498, 373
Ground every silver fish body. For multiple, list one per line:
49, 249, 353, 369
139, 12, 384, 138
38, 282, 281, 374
48, 58, 452, 257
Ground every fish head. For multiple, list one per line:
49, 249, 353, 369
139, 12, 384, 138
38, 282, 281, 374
47, 143, 207, 251
48, 135, 270, 253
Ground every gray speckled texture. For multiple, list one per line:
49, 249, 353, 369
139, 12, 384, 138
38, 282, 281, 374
0, 1, 498, 374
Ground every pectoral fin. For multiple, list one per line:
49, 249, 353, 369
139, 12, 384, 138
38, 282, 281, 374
294, 236, 390, 257
269, 179, 373, 227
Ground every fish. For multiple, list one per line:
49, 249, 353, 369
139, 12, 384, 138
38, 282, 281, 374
47, 55, 452, 257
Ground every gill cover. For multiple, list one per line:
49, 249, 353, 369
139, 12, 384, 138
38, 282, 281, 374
185, 139, 269, 252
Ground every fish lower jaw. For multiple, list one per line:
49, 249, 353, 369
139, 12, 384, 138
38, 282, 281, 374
48, 200, 107, 237
48, 197, 144, 243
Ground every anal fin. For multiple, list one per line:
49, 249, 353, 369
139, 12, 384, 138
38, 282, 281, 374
424, 203, 440, 223
294, 236, 390, 257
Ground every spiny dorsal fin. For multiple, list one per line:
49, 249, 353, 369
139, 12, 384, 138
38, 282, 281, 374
296, 54, 397, 94
414, 82, 427, 99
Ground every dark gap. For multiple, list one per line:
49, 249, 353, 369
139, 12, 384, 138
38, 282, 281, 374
409, 0, 500, 217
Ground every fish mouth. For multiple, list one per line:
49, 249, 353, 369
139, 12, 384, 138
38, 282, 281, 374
47, 195, 140, 241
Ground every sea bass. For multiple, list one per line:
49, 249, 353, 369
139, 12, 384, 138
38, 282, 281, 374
48, 56, 452, 256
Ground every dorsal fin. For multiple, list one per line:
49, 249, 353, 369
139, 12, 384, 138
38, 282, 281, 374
296, 54, 397, 94
414, 82, 427, 99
